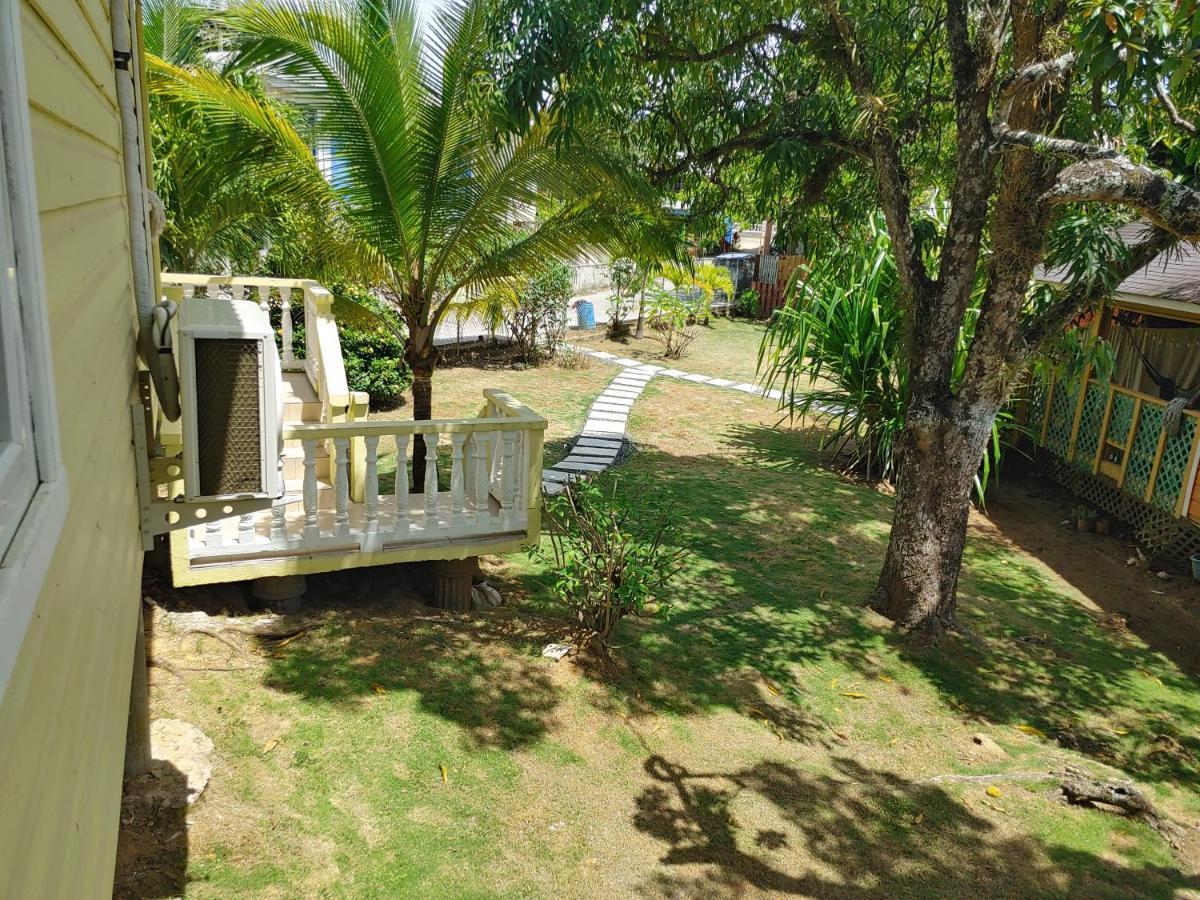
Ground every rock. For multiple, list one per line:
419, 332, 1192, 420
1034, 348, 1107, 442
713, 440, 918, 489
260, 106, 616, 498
151, 719, 213, 804
1156, 570, 1172, 581
1126, 557, 1138, 567
971, 733, 1007, 759
470, 581, 503, 610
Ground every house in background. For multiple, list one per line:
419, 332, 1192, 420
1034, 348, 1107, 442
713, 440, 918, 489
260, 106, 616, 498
1031, 232, 1200, 563
0, 0, 546, 893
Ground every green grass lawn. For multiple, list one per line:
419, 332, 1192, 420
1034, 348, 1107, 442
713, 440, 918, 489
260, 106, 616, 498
572, 316, 771, 384
137, 368, 1200, 898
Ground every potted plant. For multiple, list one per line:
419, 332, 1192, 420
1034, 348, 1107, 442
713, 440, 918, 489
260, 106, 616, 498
1071, 503, 1097, 532
1095, 516, 1112, 536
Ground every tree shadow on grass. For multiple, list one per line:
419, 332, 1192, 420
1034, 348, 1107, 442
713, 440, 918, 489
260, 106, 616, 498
554, 421, 1200, 792
257, 569, 567, 751
631, 752, 1193, 898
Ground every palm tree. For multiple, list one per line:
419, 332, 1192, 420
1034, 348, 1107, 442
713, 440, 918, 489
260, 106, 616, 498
145, 0, 344, 273
152, 0, 668, 482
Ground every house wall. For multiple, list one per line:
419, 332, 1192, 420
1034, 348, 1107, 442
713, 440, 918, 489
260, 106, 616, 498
0, 0, 144, 894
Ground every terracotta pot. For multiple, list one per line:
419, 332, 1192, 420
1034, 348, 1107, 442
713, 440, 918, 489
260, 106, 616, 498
1076, 518, 1094, 532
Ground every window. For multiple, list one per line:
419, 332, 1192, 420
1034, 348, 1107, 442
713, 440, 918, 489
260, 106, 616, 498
0, 0, 69, 699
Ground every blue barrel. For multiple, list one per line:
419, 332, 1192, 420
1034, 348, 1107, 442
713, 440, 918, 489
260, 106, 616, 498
576, 300, 596, 329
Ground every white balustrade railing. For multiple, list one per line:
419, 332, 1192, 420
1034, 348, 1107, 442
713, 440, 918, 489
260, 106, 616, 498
190, 389, 545, 557
160, 274, 350, 408
160, 273, 547, 562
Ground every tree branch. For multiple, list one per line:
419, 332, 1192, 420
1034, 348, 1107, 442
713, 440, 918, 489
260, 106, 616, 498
1022, 225, 1175, 350
1043, 157, 1200, 240
1154, 80, 1197, 136
642, 23, 805, 63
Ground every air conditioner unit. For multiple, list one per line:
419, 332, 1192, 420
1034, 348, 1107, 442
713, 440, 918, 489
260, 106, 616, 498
178, 297, 283, 502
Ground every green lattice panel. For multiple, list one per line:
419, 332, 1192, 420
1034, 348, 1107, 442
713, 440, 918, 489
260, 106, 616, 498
1151, 416, 1197, 513
1045, 381, 1079, 456
1107, 392, 1135, 446
1026, 379, 1047, 436
1124, 405, 1163, 500
1072, 382, 1106, 468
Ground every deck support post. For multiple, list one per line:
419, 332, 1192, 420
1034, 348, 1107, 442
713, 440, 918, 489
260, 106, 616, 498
431, 556, 478, 611
251, 574, 307, 612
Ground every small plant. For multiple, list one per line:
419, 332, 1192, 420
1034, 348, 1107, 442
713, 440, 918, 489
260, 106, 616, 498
608, 258, 638, 338
736, 289, 760, 318
506, 261, 572, 363
646, 287, 699, 359
537, 479, 688, 649
1071, 503, 1098, 531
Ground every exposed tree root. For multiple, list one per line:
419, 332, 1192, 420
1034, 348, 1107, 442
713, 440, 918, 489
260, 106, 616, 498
924, 771, 1057, 785
1058, 765, 1193, 858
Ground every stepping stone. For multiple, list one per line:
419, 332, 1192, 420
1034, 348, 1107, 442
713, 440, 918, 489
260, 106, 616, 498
658, 369, 686, 378
709, 378, 736, 387
590, 351, 617, 359
614, 373, 651, 383
586, 408, 628, 420
553, 460, 608, 474
683, 373, 710, 383
733, 383, 761, 393
765, 389, 783, 400
591, 401, 634, 414
543, 481, 566, 496
583, 421, 625, 435
542, 469, 573, 482
613, 357, 640, 366
575, 437, 623, 449
571, 445, 619, 459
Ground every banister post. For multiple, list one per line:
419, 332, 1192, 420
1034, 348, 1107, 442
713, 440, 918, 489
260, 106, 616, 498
347, 391, 369, 503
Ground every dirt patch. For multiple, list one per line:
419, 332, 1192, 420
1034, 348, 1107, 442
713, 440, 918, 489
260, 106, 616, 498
982, 474, 1200, 677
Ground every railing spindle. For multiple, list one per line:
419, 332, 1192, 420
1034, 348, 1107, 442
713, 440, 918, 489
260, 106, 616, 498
281, 288, 295, 369
501, 431, 517, 525
394, 433, 410, 533
257, 284, 271, 317
450, 433, 467, 525
364, 435, 379, 534
472, 435, 490, 524
238, 512, 254, 544
302, 439, 319, 539
205, 516, 223, 548
333, 437, 350, 536
423, 430, 440, 527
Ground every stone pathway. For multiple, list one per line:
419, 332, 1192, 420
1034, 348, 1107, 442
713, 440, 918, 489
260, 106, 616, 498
541, 350, 783, 496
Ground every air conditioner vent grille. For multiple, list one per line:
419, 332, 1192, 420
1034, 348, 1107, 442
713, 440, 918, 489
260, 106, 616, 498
194, 338, 263, 496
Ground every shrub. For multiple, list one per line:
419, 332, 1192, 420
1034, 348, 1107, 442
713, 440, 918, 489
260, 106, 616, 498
507, 261, 572, 362
331, 287, 412, 408
608, 258, 637, 338
537, 480, 688, 649
736, 289, 760, 318
646, 287, 699, 360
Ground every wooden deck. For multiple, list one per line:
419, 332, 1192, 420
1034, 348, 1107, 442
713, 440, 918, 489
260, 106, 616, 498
159, 274, 546, 586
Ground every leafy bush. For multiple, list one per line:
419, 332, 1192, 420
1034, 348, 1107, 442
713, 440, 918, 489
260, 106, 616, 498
646, 287, 700, 359
537, 479, 688, 649
507, 261, 572, 362
608, 258, 638, 337
736, 289, 760, 318
333, 288, 412, 409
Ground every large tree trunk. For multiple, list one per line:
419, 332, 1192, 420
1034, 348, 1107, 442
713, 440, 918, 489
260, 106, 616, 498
871, 404, 996, 633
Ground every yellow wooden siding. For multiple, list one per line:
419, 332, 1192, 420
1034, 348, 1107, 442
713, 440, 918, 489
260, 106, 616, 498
0, 0, 143, 893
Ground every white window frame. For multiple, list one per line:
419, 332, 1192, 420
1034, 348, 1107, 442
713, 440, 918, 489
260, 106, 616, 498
0, 0, 70, 702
